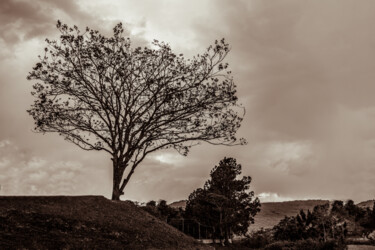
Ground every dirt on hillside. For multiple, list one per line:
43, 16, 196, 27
0, 196, 213, 250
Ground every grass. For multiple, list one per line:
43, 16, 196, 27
0, 196, 212, 249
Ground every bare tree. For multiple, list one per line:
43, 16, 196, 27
27, 21, 246, 200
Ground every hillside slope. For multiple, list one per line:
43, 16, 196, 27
249, 200, 329, 231
357, 200, 375, 209
0, 196, 211, 249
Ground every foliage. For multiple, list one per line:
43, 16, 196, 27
263, 240, 294, 250
141, 200, 159, 217
273, 203, 348, 242
247, 199, 375, 249
358, 201, 375, 231
185, 157, 260, 243
272, 199, 375, 243
141, 200, 181, 223
146, 200, 156, 207
331, 199, 375, 234
242, 228, 272, 249
27, 21, 246, 200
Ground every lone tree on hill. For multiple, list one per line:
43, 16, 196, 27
27, 22, 246, 200
185, 157, 260, 244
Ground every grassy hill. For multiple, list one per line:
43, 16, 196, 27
0, 196, 212, 250
249, 200, 329, 231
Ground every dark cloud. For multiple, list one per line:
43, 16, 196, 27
0, 0, 50, 44
0, 0, 115, 47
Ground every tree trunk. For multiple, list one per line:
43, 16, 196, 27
224, 227, 229, 245
198, 222, 201, 239
224, 226, 231, 244
219, 211, 224, 246
111, 158, 124, 200
111, 185, 121, 200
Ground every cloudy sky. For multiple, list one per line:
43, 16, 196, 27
1, 0, 375, 203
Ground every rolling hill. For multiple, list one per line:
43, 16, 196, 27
0, 196, 212, 249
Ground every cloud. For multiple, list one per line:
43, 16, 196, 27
1, 0, 375, 203
258, 192, 294, 203
0, 0, 130, 50
152, 152, 186, 166
0, 139, 110, 196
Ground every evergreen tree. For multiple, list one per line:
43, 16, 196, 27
186, 157, 260, 243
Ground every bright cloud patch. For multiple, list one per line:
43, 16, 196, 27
153, 153, 185, 165
258, 192, 294, 202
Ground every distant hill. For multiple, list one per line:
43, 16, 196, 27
169, 199, 329, 232
0, 196, 211, 250
169, 200, 187, 209
249, 200, 329, 231
357, 200, 375, 209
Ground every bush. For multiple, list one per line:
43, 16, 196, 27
328, 239, 347, 249
264, 241, 294, 250
242, 228, 272, 249
293, 239, 321, 250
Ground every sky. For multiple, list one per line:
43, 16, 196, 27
1, 0, 375, 203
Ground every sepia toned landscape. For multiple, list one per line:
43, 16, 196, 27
1, 0, 375, 249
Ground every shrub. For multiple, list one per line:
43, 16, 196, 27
293, 239, 321, 250
242, 228, 272, 249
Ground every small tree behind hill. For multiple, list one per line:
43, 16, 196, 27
185, 157, 260, 243
27, 22, 246, 200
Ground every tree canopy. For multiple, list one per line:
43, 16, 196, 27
27, 22, 246, 200
185, 157, 260, 243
